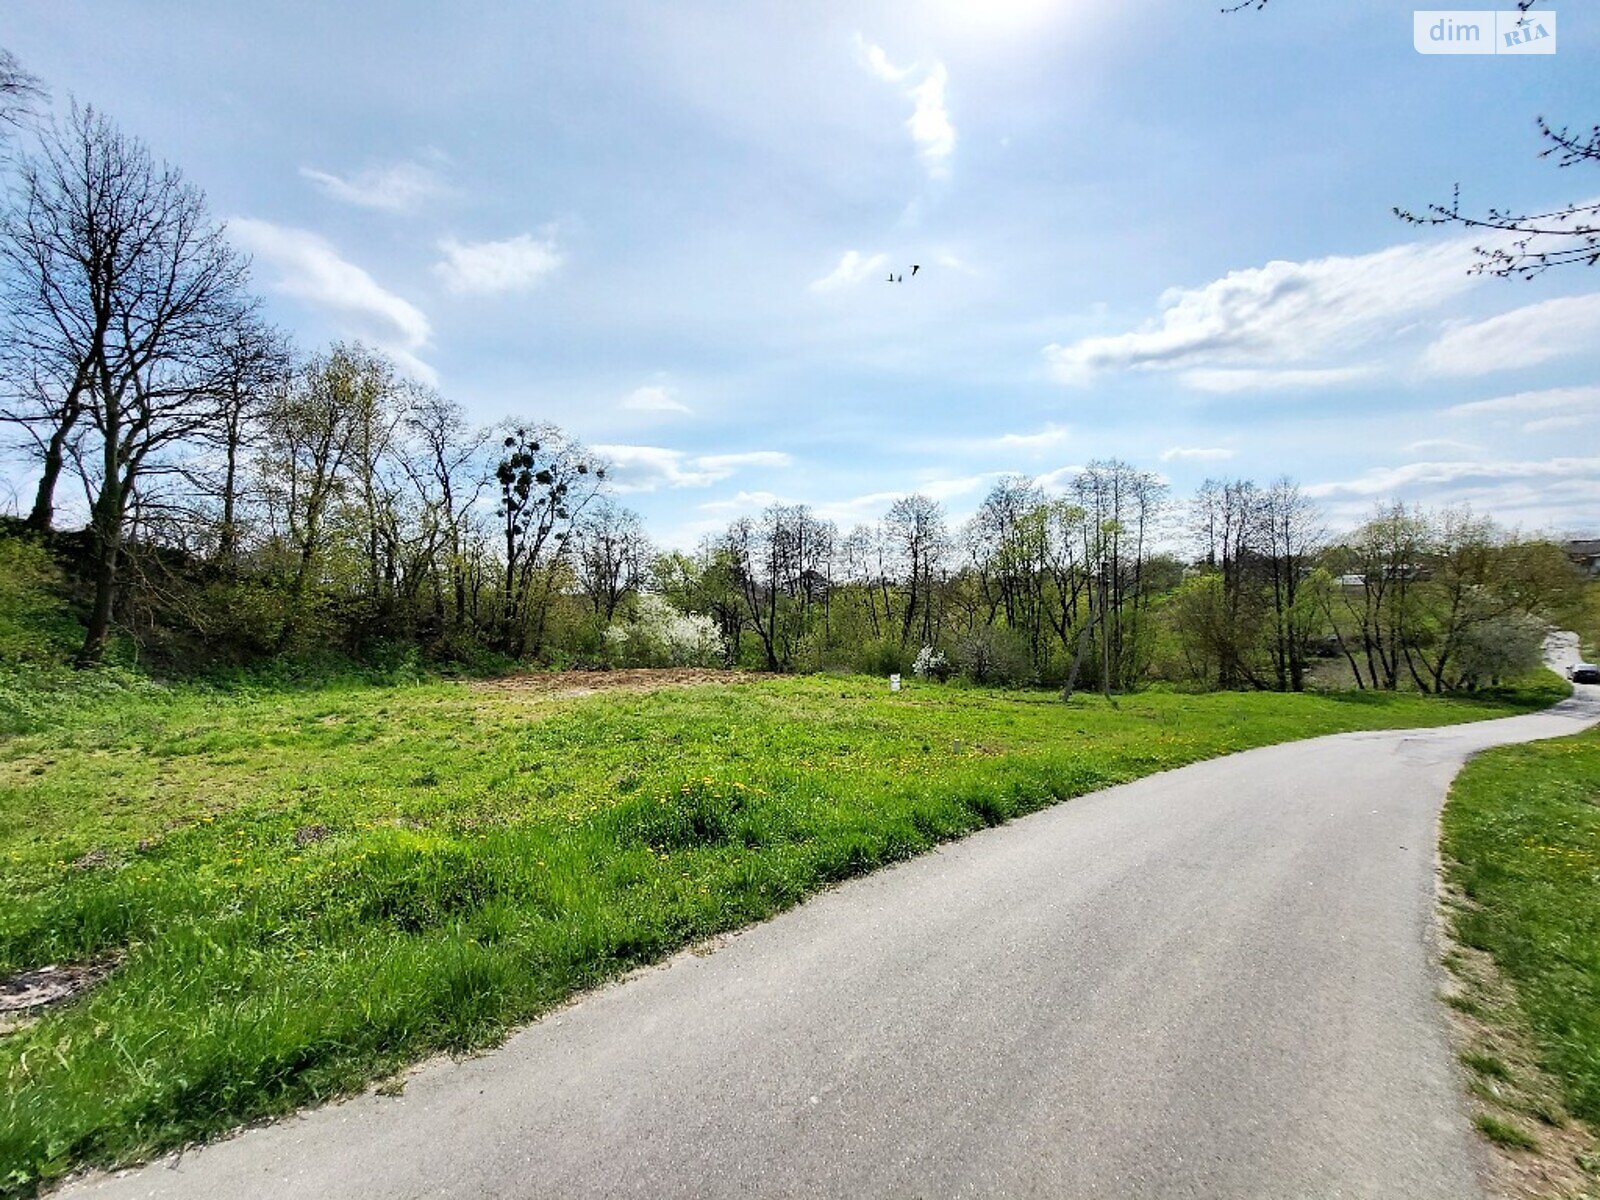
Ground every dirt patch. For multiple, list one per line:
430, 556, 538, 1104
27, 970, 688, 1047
294, 824, 330, 848
472, 667, 751, 700
1437, 881, 1600, 1199
69, 848, 113, 871
1, 957, 119, 1032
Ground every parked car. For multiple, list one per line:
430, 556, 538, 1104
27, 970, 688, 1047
1569, 662, 1600, 684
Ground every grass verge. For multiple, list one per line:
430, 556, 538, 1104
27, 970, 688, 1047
1441, 724, 1600, 1199
0, 668, 1568, 1195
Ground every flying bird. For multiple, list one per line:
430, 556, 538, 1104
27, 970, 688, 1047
911, 264, 920, 276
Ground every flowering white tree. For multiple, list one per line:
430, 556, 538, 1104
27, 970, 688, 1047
602, 594, 724, 668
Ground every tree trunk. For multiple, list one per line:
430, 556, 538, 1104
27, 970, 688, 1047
77, 481, 125, 666
218, 434, 240, 564
25, 422, 73, 531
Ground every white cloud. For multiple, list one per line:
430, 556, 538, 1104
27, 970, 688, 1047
697, 451, 792, 473
810, 249, 890, 293
1159, 446, 1235, 463
299, 160, 445, 211
920, 473, 989, 502
803, 475, 988, 528
1306, 456, 1600, 531
1524, 414, 1597, 433
434, 233, 562, 296
1445, 384, 1600, 420
1179, 366, 1376, 393
228, 217, 434, 382
907, 64, 955, 178
1044, 235, 1488, 386
1403, 438, 1481, 456
592, 445, 792, 492
857, 37, 911, 84
1423, 293, 1600, 376
1306, 456, 1600, 500
1035, 464, 1089, 494
855, 37, 955, 180
698, 490, 784, 517
993, 424, 1070, 452
621, 385, 691, 415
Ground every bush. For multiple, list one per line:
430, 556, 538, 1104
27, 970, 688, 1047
852, 636, 910, 677
952, 625, 1034, 686
1453, 613, 1545, 688
912, 645, 952, 682
601, 594, 724, 668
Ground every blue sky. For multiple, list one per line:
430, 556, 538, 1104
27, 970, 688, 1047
7, 0, 1599, 545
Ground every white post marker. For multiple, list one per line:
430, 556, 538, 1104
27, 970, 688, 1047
889, 673, 901, 692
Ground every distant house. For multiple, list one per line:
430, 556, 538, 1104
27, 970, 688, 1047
1567, 539, 1600, 577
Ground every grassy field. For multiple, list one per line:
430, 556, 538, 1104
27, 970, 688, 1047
1442, 725, 1600, 1142
0, 667, 1569, 1195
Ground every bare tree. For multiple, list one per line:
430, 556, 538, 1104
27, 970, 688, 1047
1258, 478, 1323, 690
719, 504, 835, 671
54, 112, 249, 662
574, 496, 652, 623
1, 105, 130, 531
0, 49, 45, 139
399, 387, 492, 629
260, 347, 365, 647
198, 307, 291, 565
1070, 460, 1165, 695
840, 523, 884, 639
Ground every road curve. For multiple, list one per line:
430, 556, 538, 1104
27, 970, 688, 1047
69, 667, 1600, 1199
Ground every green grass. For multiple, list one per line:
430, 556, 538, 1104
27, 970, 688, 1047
1473, 1113, 1541, 1152
1443, 725, 1600, 1131
0, 667, 1568, 1195
1462, 1050, 1514, 1081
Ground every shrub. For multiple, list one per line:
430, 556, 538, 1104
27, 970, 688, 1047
1452, 613, 1545, 688
853, 636, 909, 677
952, 625, 1034, 686
601, 594, 724, 668
912, 645, 952, 682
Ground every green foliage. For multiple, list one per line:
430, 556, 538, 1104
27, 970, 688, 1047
0, 664, 165, 738
1442, 727, 1600, 1125
950, 624, 1034, 686
1564, 581, 1600, 662
851, 636, 911, 677
0, 537, 76, 663
0, 669, 1561, 1193
1452, 613, 1545, 686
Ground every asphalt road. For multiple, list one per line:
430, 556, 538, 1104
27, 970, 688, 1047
70, 649, 1600, 1199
